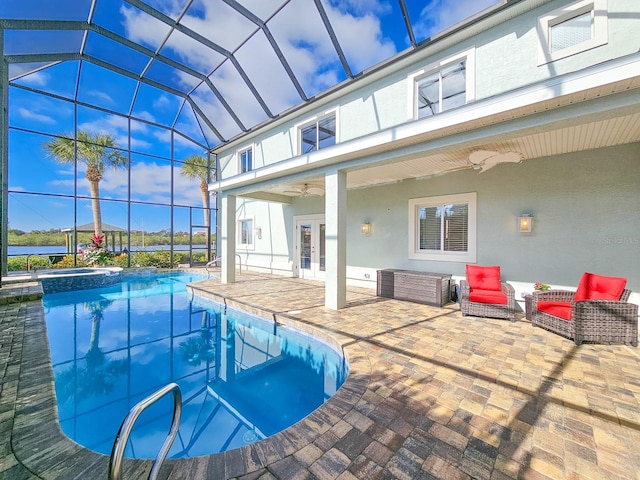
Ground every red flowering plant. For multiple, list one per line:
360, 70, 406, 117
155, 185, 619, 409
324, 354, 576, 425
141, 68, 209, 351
90, 233, 105, 249
534, 282, 550, 291
82, 232, 114, 266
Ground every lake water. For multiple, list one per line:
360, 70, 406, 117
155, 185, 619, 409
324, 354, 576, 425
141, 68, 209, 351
9, 245, 197, 256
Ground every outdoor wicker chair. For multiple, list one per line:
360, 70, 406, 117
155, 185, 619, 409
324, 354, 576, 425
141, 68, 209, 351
460, 265, 516, 321
531, 272, 638, 346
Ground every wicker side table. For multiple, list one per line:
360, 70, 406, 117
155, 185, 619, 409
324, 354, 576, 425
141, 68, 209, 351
524, 294, 533, 321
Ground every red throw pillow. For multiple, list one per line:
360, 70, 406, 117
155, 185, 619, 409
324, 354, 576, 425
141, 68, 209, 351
466, 265, 502, 291
574, 273, 627, 301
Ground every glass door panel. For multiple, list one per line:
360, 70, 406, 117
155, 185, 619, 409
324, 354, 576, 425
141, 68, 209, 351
300, 223, 312, 270
296, 217, 325, 279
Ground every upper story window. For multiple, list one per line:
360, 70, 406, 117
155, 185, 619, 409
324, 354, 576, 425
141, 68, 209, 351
416, 61, 466, 118
238, 146, 253, 173
408, 48, 475, 121
537, 0, 607, 65
408, 192, 477, 263
550, 10, 591, 52
299, 111, 336, 154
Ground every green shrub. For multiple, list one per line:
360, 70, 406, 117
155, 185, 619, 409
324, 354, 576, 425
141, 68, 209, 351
51, 256, 86, 268
173, 252, 191, 264
111, 254, 130, 268
131, 250, 177, 268
27, 255, 52, 270
7, 256, 27, 271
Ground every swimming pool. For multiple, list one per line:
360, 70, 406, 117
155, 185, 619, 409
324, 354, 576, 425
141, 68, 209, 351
43, 271, 348, 459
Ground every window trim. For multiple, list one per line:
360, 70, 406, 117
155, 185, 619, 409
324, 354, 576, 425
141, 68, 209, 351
407, 48, 475, 121
237, 144, 254, 174
296, 108, 338, 155
537, 0, 608, 66
408, 192, 477, 262
237, 216, 255, 250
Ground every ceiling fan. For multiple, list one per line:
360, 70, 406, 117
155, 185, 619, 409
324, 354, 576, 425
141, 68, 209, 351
283, 183, 324, 197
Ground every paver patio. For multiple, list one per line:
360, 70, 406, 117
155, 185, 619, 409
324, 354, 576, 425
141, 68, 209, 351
1, 270, 640, 479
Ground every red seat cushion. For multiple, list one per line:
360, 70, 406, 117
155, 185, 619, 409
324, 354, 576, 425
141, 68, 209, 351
466, 265, 501, 291
537, 301, 572, 320
574, 272, 626, 301
469, 288, 508, 305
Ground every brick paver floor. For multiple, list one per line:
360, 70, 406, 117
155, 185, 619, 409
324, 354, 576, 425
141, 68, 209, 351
2, 270, 640, 479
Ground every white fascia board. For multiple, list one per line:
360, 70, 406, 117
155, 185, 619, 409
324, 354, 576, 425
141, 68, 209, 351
210, 52, 640, 194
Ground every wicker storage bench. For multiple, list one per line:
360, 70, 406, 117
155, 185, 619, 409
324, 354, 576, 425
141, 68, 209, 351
377, 269, 452, 306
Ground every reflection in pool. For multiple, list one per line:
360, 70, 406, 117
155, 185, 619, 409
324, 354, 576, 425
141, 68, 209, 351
44, 271, 347, 458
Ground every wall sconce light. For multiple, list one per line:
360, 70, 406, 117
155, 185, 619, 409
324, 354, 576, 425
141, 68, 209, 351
255, 227, 262, 239
518, 214, 533, 233
361, 222, 371, 236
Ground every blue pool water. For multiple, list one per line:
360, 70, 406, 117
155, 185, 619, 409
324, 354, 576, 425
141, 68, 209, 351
44, 271, 347, 458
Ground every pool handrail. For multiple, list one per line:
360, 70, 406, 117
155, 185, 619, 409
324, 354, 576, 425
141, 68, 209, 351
205, 254, 241, 276
108, 382, 182, 480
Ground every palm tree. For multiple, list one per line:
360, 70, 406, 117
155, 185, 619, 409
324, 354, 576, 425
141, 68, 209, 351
44, 131, 127, 236
180, 154, 214, 253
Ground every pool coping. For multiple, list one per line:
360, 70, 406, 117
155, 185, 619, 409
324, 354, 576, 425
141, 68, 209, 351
9, 279, 371, 479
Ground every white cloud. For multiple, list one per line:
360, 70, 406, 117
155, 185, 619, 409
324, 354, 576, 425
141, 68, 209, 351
325, 3, 397, 73
134, 110, 157, 124
18, 108, 56, 124
152, 94, 172, 110
120, 0, 399, 142
87, 90, 114, 104
14, 69, 50, 86
99, 161, 202, 206
414, 0, 500, 40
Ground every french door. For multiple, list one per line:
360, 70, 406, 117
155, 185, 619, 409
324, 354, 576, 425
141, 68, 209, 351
295, 216, 325, 279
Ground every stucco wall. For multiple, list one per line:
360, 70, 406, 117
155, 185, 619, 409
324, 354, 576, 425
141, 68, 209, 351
236, 142, 640, 293
346, 142, 640, 291
234, 199, 292, 273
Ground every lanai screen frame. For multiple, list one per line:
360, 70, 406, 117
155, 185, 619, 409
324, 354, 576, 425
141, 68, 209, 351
0, 44, 220, 278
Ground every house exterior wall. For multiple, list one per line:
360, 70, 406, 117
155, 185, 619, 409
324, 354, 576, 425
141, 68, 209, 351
233, 199, 292, 274
235, 142, 640, 296
216, 0, 640, 177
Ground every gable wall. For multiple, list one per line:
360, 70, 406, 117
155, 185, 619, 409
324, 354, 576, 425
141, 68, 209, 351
216, 0, 640, 179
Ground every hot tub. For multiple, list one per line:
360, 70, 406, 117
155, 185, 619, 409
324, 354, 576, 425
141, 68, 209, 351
27, 267, 123, 293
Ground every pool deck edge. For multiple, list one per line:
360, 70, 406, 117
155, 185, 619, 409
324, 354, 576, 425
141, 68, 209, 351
4, 276, 372, 480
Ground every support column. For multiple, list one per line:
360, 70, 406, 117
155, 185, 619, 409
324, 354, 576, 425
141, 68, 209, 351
324, 169, 347, 309
221, 193, 236, 284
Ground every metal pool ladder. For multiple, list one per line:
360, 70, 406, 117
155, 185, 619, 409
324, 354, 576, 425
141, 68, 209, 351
108, 383, 182, 480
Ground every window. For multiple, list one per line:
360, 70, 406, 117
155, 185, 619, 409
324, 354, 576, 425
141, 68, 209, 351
408, 193, 477, 262
299, 111, 336, 154
550, 11, 591, 53
416, 61, 466, 118
407, 49, 475, 120
238, 218, 254, 249
238, 146, 253, 173
537, 0, 607, 65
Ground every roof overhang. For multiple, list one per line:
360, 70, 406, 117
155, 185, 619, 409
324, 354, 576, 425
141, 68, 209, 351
210, 52, 640, 200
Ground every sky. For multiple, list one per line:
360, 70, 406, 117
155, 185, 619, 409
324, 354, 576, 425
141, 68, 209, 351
3, 0, 501, 233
